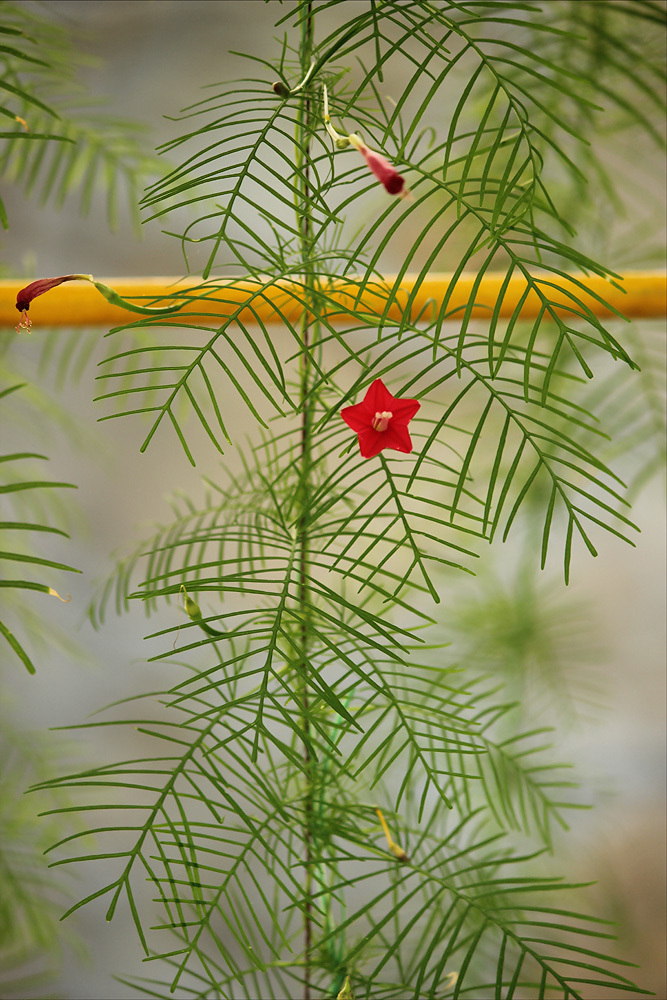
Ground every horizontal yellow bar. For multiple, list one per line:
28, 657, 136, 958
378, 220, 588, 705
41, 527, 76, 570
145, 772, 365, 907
1, 270, 665, 328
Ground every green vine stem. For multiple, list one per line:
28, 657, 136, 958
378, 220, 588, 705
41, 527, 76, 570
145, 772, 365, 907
295, 4, 317, 996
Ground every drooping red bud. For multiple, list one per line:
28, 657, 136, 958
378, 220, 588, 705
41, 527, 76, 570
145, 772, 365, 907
348, 135, 408, 197
15, 274, 92, 332
15, 274, 90, 314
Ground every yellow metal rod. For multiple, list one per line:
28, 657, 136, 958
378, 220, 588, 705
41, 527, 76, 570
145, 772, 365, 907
1, 271, 665, 328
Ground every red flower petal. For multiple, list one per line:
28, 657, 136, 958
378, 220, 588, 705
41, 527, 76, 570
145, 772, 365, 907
340, 400, 373, 433
382, 423, 414, 453
361, 377, 394, 413
355, 428, 386, 459
388, 396, 420, 423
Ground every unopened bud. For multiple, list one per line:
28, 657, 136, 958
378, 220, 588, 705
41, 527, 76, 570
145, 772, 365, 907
337, 976, 354, 999
272, 81, 291, 98
180, 585, 202, 622
375, 807, 410, 864
335, 137, 351, 150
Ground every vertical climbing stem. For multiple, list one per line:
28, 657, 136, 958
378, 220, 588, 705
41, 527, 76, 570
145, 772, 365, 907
295, 4, 316, 997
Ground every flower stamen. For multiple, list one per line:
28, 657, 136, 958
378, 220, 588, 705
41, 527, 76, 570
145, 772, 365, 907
15, 310, 32, 334
371, 410, 393, 432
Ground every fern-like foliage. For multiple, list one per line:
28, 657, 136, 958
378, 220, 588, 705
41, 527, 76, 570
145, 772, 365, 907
0, 1, 163, 230
34, 2, 665, 998
0, 720, 80, 1000
94, 0, 654, 579
0, 3, 173, 993
0, 382, 79, 673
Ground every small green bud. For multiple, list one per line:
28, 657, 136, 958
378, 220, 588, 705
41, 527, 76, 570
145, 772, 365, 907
91, 280, 184, 316
272, 81, 291, 98
180, 585, 202, 621
335, 137, 351, 150
337, 976, 354, 1000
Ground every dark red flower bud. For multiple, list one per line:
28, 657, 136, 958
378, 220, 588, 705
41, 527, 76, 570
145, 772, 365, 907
15, 273, 91, 332
15, 274, 87, 313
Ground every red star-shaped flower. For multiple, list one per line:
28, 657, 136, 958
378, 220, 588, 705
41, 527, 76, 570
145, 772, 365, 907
341, 378, 420, 459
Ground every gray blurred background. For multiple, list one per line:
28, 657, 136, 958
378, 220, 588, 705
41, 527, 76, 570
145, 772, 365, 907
2, 2, 665, 997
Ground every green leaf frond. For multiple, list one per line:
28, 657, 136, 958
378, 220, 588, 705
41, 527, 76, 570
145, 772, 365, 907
0, 106, 164, 232
36, 728, 641, 1000
94, 283, 639, 581
34, 652, 598, 1000
0, 382, 79, 673
0, 720, 81, 998
311, 798, 648, 1000
462, 1, 666, 263
89, 0, 653, 583
0, 2, 164, 230
442, 559, 608, 727
572, 319, 666, 498
88, 416, 471, 628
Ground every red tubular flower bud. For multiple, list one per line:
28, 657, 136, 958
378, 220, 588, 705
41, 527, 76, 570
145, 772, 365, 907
15, 274, 92, 332
15, 274, 89, 313
348, 134, 408, 197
